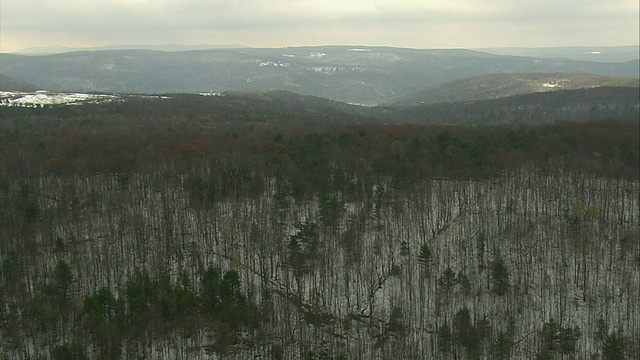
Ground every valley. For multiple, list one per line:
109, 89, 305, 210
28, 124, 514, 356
1, 46, 638, 105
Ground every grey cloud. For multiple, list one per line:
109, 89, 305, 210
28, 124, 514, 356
1, 0, 637, 51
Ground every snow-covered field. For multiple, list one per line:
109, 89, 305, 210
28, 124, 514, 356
0, 90, 119, 107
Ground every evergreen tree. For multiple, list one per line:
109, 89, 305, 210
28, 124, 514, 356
417, 243, 433, 265
603, 330, 625, 360
51, 343, 87, 360
490, 250, 510, 296
438, 322, 453, 355
386, 306, 404, 334
540, 319, 581, 357
52, 259, 73, 305
493, 330, 513, 360
456, 271, 472, 296
438, 267, 457, 293
476, 231, 487, 269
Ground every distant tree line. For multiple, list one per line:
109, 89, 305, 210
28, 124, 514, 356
0, 99, 637, 183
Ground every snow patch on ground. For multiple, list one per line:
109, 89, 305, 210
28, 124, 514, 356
0, 90, 118, 107
0, 91, 172, 107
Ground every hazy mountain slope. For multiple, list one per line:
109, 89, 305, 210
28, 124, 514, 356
0, 90, 371, 129
0, 74, 39, 92
1, 46, 638, 104
3, 86, 634, 128
477, 45, 640, 63
375, 86, 640, 125
388, 73, 640, 106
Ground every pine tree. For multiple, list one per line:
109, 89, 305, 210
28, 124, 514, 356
490, 250, 510, 296
476, 231, 487, 269
603, 330, 625, 360
417, 243, 433, 265
438, 322, 453, 355
53, 259, 73, 304
493, 330, 513, 360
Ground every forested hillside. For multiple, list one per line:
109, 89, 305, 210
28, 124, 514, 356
0, 75, 38, 92
387, 73, 639, 106
0, 100, 638, 359
2, 46, 638, 105
377, 86, 640, 125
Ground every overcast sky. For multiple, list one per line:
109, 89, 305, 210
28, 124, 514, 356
1, 0, 638, 52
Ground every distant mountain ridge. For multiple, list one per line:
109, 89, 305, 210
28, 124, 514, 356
237, 87, 640, 125
476, 45, 640, 63
15, 43, 249, 54
1, 46, 638, 104
377, 86, 640, 125
388, 73, 640, 107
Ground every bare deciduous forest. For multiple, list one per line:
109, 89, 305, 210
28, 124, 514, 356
0, 98, 638, 359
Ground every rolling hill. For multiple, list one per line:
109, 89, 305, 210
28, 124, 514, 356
0, 74, 39, 92
3, 86, 636, 128
387, 73, 640, 106
477, 45, 640, 63
378, 86, 640, 125
1, 46, 638, 105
